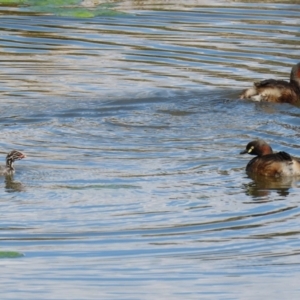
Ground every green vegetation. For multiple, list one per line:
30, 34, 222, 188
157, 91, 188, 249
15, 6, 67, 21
0, 251, 24, 258
0, 0, 24, 3
28, 0, 80, 5
0, 0, 125, 18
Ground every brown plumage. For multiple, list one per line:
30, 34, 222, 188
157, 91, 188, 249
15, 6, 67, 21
240, 140, 300, 177
0, 150, 26, 176
240, 63, 300, 104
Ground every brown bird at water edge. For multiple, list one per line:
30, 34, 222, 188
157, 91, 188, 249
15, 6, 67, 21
240, 62, 300, 104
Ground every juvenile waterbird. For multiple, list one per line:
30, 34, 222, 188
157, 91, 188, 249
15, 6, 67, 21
0, 150, 26, 176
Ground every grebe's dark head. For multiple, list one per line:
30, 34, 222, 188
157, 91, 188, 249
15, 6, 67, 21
240, 140, 273, 156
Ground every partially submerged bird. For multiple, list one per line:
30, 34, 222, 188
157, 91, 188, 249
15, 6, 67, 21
0, 150, 26, 176
240, 62, 300, 104
240, 140, 300, 177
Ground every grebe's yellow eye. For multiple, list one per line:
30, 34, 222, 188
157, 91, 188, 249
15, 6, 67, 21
248, 146, 254, 153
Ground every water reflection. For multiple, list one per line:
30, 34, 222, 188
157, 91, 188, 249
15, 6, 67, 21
243, 174, 299, 199
4, 176, 25, 193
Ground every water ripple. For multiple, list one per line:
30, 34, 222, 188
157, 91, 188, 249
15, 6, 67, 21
0, 1, 300, 299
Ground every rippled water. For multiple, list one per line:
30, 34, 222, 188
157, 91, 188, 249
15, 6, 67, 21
0, 0, 300, 299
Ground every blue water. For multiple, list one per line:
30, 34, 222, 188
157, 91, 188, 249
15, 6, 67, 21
0, 1, 300, 299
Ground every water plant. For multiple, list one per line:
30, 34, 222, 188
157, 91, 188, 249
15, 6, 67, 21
0, 0, 124, 18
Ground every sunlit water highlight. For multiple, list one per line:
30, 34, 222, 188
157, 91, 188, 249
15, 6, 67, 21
0, 0, 300, 299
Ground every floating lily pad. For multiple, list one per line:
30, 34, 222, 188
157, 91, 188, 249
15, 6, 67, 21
0, 251, 24, 258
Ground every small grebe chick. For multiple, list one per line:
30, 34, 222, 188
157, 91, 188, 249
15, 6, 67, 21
0, 150, 26, 176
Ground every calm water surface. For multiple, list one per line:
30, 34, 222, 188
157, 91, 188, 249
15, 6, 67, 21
0, 0, 300, 299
